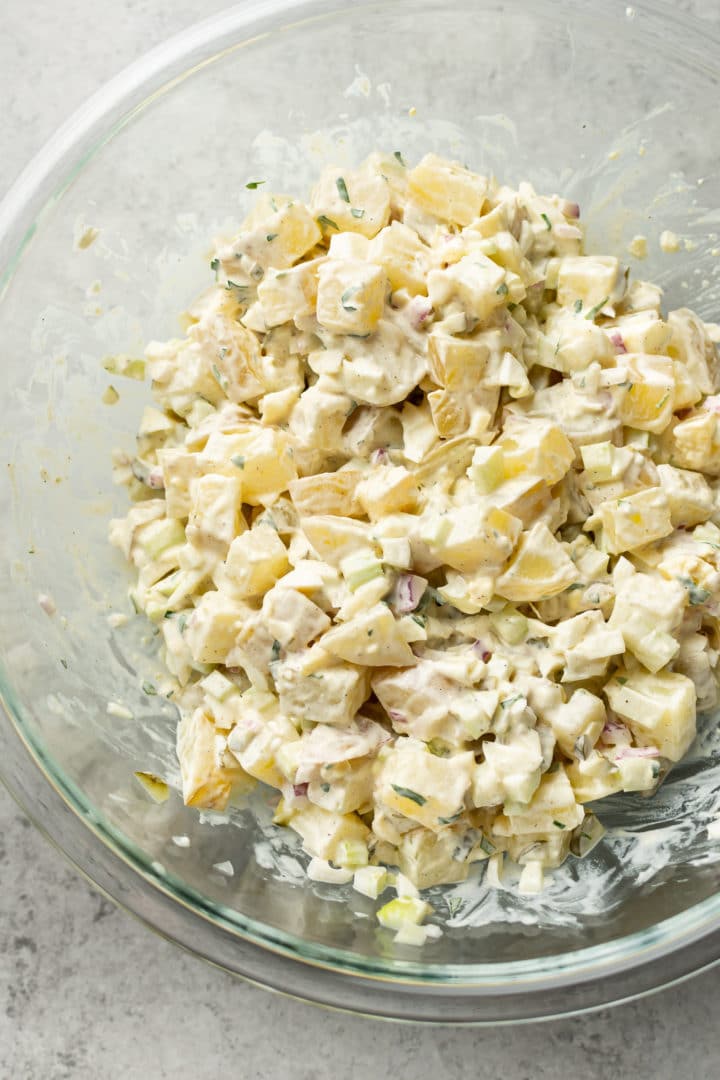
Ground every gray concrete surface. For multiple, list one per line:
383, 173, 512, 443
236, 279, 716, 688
2, 1, 720, 1077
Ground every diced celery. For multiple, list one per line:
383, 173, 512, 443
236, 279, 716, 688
199, 670, 237, 702
103, 353, 146, 380
377, 896, 431, 930
353, 866, 389, 899
140, 518, 186, 559
467, 445, 505, 493
336, 839, 369, 870
340, 550, 385, 592
394, 924, 429, 946
580, 441, 614, 483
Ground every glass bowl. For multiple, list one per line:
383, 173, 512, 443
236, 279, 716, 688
3, 0, 720, 1024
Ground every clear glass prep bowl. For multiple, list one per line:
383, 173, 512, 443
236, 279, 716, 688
3, 0, 720, 1024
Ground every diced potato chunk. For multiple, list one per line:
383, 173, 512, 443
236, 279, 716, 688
549, 689, 606, 758
556, 255, 622, 310
499, 418, 575, 485
594, 487, 673, 554
321, 604, 416, 667
408, 154, 488, 226
355, 465, 418, 518
253, 258, 323, 328
316, 258, 386, 335
311, 162, 391, 239
177, 708, 246, 810
424, 505, 522, 575
378, 743, 474, 831
233, 201, 322, 270
289, 470, 362, 518
184, 590, 245, 664
219, 524, 289, 599
289, 804, 370, 861
657, 463, 714, 526
496, 767, 583, 834
605, 669, 696, 761
369, 221, 429, 296
496, 523, 579, 602
608, 571, 686, 672
428, 255, 506, 322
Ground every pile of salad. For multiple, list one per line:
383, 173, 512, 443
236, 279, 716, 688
109, 152, 720, 943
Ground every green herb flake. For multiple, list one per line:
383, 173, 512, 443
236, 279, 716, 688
393, 150, 406, 167
391, 784, 427, 807
211, 364, 227, 390
573, 298, 583, 313
336, 176, 351, 203
246, 180, 265, 189
479, 836, 495, 855
500, 694, 524, 710
266, 233, 278, 242
677, 575, 711, 606
585, 296, 609, 321
341, 286, 360, 311
541, 212, 552, 231
437, 810, 463, 825
553, 820, 567, 830
616, 676, 628, 685
226, 280, 251, 302
496, 282, 509, 296
317, 214, 339, 231
178, 613, 188, 634
231, 455, 245, 470
142, 680, 157, 696
320, 783, 331, 793
270, 639, 282, 662
446, 896, 464, 917
60, 658, 68, 670
350, 207, 365, 219
411, 613, 427, 628
656, 390, 671, 410
210, 257, 219, 274
566, 582, 586, 592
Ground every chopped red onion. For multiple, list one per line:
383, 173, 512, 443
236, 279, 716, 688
388, 709, 407, 724
293, 782, 309, 797
615, 746, 660, 759
371, 447, 389, 465
609, 332, 627, 354
407, 295, 433, 329
392, 573, 427, 614
567, 202, 580, 219
472, 640, 492, 663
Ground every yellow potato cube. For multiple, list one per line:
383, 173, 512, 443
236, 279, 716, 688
424, 505, 522, 575
310, 162, 391, 239
609, 354, 674, 434
427, 330, 489, 391
316, 258, 386, 335
604, 669, 696, 761
186, 473, 244, 551
369, 221, 429, 295
496, 523, 579, 602
498, 767, 584, 834
219, 524, 289, 599
289, 469, 362, 518
289, 804, 370, 861
183, 590, 245, 664
566, 751, 622, 803
233, 200, 322, 270
355, 465, 418, 519
408, 154, 488, 226
672, 410, 720, 475
157, 448, 201, 519
556, 255, 622, 311
177, 708, 247, 810
253, 258, 323, 328
499, 418, 575, 485
378, 744, 475, 832
594, 487, 673, 554
656, 464, 714, 527
217, 427, 297, 505
321, 604, 416, 667
427, 255, 506, 322
549, 690, 606, 758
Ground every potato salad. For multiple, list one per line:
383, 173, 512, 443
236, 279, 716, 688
110, 152, 720, 933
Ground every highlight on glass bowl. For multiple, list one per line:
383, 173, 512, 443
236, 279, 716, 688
2, 0, 720, 1023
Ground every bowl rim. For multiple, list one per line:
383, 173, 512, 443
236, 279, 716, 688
2, 0, 720, 1022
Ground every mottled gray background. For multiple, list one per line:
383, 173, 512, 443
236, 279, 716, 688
3, 1, 720, 1077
